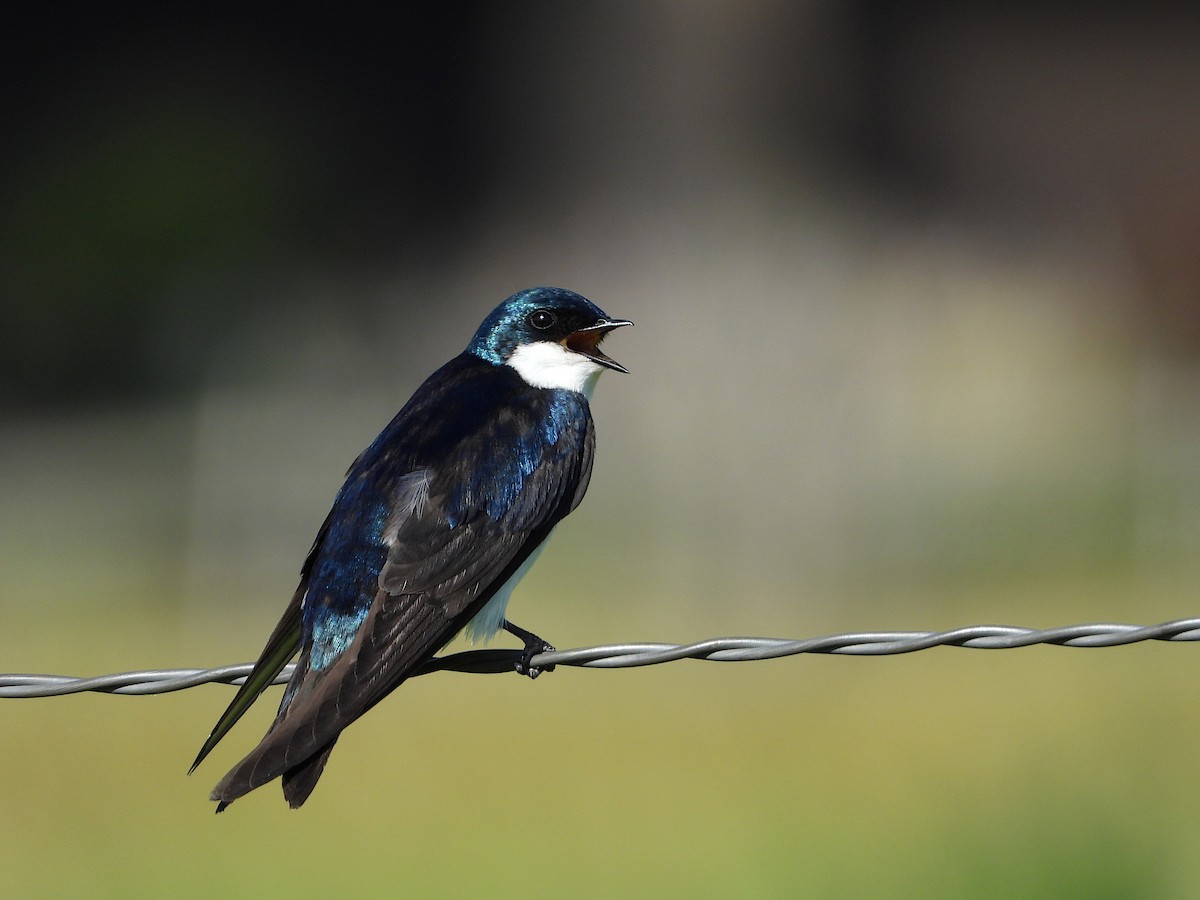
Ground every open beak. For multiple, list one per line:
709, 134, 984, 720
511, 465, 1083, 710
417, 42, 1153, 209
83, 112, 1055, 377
563, 318, 634, 373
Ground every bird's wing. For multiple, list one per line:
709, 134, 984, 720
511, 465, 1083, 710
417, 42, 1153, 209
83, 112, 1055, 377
214, 518, 533, 803
209, 378, 594, 806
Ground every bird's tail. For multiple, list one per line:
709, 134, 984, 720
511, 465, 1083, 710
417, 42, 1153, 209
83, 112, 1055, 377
209, 589, 443, 810
211, 725, 340, 812
281, 740, 339, 808
209, 657, 346, 811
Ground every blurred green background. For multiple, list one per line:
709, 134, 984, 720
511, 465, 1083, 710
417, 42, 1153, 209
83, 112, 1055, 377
3, 5, 1200, 897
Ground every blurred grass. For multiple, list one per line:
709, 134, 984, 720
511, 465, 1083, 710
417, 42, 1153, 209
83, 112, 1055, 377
3, 574, 1199, 898
3, 8, 1198, 896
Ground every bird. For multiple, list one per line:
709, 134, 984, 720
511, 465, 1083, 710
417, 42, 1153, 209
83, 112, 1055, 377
189, 286, 631, 811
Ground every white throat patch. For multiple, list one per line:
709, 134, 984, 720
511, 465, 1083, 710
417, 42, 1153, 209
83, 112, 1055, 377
506, 341, 603, 398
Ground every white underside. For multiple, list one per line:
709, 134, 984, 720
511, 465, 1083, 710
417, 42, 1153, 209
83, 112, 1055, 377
506, 341, 603, 398
464, 529, 554, 643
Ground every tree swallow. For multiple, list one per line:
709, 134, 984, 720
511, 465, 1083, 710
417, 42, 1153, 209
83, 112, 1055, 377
190, 287, 631, 810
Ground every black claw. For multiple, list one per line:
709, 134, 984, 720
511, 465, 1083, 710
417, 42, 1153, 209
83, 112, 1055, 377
515, 641, 555, 679
503, 620, 556, 679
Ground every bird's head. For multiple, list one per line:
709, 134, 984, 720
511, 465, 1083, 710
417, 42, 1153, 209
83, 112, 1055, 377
468, 287, 633, 395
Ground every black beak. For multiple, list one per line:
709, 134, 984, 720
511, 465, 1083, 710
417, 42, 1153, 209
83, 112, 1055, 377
563, 318, 634, 373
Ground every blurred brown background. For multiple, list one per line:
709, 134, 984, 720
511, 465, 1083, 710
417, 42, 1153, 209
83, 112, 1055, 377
3, 4, 1199, 897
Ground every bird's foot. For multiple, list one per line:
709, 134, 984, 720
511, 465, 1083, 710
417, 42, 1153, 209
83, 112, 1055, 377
503, 620, 556, 679
516, 640, 555, 679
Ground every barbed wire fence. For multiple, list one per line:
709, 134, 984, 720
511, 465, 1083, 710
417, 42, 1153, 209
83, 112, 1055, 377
3, 617, 1198, 698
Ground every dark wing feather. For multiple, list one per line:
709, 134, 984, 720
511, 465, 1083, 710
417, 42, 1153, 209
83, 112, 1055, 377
209, 520, 534, 807
206, 360, 596, 809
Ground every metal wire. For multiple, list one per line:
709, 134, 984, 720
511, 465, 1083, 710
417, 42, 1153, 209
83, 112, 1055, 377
3, 617, 1198, 698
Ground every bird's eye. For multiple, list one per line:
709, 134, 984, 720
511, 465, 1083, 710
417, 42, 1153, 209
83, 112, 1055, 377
528, 310, 556, 330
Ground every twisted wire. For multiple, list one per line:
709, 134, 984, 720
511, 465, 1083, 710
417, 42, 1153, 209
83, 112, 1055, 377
3, 617, 1198, 698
